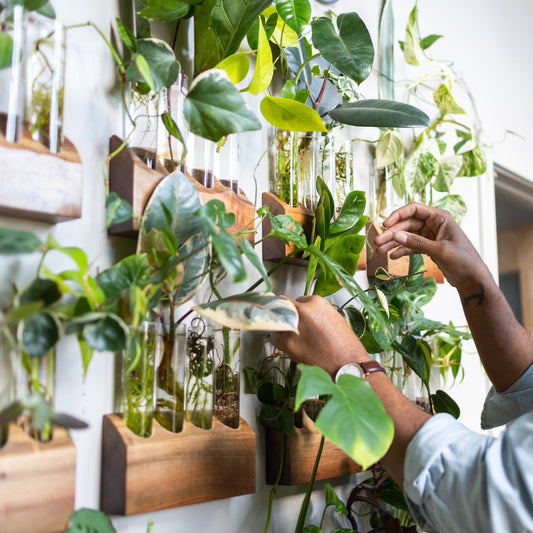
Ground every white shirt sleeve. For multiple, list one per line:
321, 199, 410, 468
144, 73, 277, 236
403, 412, 533, 532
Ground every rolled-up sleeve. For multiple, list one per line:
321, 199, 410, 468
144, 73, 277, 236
404, 412, 533, 532
481, 362, 533, 429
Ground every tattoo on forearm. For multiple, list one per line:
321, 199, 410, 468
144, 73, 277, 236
463, 283, 484, 307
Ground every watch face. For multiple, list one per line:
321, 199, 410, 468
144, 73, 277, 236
335, 362, 364, 381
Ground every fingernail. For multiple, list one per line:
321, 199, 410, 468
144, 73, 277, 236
396, 231, 408, 244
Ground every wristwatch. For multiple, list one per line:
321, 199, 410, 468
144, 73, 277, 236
335, 361, 386, 382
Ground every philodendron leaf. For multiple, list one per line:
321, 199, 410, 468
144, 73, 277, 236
83, 314, 128, 353
138, 0, 190, 22
20, 278, 61, 307
141, 171, 210, 305
329, 190, 366, 235
66, 508, 117, 533
311, 12, 374, 85
403, 4, 426, 66
433, 83, 466, 115
328, 99, 430, 128
266, 214, 308, 249
0, 31, 13, 70
324, 483, 348, 515
97, 254, 151, 300
432, 389, 460, 419
125, 38, 180, 92
247, 17, 273, 95
216, 52, 250, 84
261, 96, 327, 132
22, 312, 60, 358
210, 0, 272, 63
434, 156, 462, 193
184, 69, 262, 142
0, 227, 41, 254
275, 0, 311, 35
394, 336, 432, 386
106, 192, 133, 228
295, 365, 394, 470
193, 292, 299, 332
376, 130, 404, 168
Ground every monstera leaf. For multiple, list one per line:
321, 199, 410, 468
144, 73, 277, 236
295, 365, 394, 470
193, 292, 298, 332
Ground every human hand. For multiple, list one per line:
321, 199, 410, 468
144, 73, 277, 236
373, 202, 488, 288
269, 295, 370, 377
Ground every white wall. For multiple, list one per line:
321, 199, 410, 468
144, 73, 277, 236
2, 1, 532, 531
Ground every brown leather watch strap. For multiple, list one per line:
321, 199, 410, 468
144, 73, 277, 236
359, 360, 386, 377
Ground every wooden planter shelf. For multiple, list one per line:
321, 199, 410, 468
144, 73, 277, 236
100, 414, 256, 516
0, 120, 82, 223
265, 412, 361, 486
0, 423, 76, 533
366, 221, 444, 283
262, 192, 367, 269
108, 135, 255, 241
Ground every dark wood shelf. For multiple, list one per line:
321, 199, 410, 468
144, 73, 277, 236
100, 414, 256, 515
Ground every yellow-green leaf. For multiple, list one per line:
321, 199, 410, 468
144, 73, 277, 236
433, 83, 466, 115
216, 52, 250, 84
262, 6, 298, 48
247, 18, 274, 95
260, 96, 327, 132
376, 130, 404, 167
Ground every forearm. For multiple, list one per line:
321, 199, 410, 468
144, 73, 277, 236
456, 268, 533, 391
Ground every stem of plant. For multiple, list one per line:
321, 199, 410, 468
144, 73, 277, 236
295, 435, 325, 533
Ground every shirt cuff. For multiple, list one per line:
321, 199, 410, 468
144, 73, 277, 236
481, 361, 533, 429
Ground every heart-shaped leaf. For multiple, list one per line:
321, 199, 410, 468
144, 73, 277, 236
185, 69, 261, 142
0, 228, 41, 254
22, 312, 60, 358
275, 0, 311, 35
261, 96, 327, 132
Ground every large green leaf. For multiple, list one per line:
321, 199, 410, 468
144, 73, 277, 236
261, 96, 327, 132
433, 83, 465, 115
65, 508, 117, 533
275, 0, 311, 35
193, 292, 298, 331
265, 213, 308, 249
20, 279, 61, 307
247, 17, 273, 95
404, 139, 440, 196
22, 312, 60, 358
403, 4, 426, 66
138, 0, 191, 22
210, 0, 272, 63
216, 52, 250, 84
184, 69, 262, 142
393, 336, 431, 386
194, 0, 220, 73
311, 12, 374, 86
329, 190, 366, 235
125, 38, 180, 92
295, 365, 394, 470
431, 389, 460, 419
83, 314, 128, 353
140, 172, 210, 305
313, 234, 365, 297
0, 31, 13, 70
0, 228, 41, 254
106, 191, 133, 228
97, 254, 151, 300
376, 130, 404, 168
328, 99, 430, 128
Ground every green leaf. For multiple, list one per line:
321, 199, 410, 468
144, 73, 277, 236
125, 38, 180, 92
0, 31, 14, 70
97, 254, 151, 300
420, 34, 443, 50
342, 306, 366, 338
20, 278, 61, 307
138, 0, 190, 22
161, 111, 187, 163
404, 139, 440, 196
367, 304, 401, 352
0, 401, 24, 426
106, 192, 133, 228
275, 0, 311, 35
247, 17, 273, 95
83, 314, 128, 353
66, 508, 117, 533
4, 302, 42, 322
329, 99, 430, 129
22, 312, 60, 358
216, 52, 250, 84
433, 83, 466, 115
240, 239, 272, 292
394, 336, 431, 386
258, 381, 286, 404
434, 156, 462, 193
266, 214, 308, 250
210, 0, 272, 65
116, 17, 136, 53
185, 69, 261, 142
264, 5, 298, 48
260, 96, 327, 132
314, 234, 365, 296
376, 130, 404, 168
311, 12, 374, 85
329, 191, 366, 236
140, 171, 210, 305
431, 389, 460, 419
295, 365, 394, 470
458, 145, 487, 177
403, 4, 426, 66
433, 194, 467, 223
0, 227, 41, 254
196, 200, 245, 282
247, 12, 277, 50
194, 292, 298, 331
77, 336, 93, 377
260, 403, 294, 434
303, 526, 321, 533
193, 0, 220, 73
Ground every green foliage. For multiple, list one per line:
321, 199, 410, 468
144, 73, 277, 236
64, 508, 117, 533
275, 0, 311, 35
0, 31, 13, 70
184, 69, 262, 142
260, 96, 328, 132
295, 365, 394, 470
0, 227, 41, 254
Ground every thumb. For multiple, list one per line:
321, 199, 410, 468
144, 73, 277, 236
393, 231, 442, 258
